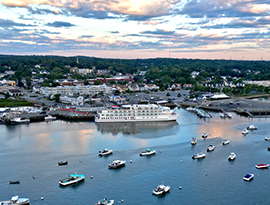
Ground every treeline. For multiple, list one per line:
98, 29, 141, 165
0, 55, 269, 83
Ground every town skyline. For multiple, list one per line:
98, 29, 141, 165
0, 0, 269, 60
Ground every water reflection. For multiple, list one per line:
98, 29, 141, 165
96, 121, 179, 136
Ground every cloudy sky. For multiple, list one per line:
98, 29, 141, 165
0, 0, 269, 60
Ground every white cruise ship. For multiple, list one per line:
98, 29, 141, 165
95, 104, 179, 123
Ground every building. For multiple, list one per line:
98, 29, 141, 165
8, 89, 23, 96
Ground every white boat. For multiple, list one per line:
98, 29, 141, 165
97, 198, 114, 205
255, 164, 269, 169
243, 174, 254, 181
44, 115, 57, 121
219, 113, 225, 118
99, 149, 113, 156
265, 137, 270, 141
202, 133, 208, 139
140, 148, 156, 156
10, 118, 30, 125
228, 152, 236, 161
59, 173, 85, 186
0, 196, 30, 205
192, 153, 205, 159
191, 137, 197, 145
152, 184, 170, 195
108, 160, 126, 169
95, 104, 179, 123
222, 140, 230, 145
207, 145, 215, 152
242, 129, 249, 135
247, 125, 257, 130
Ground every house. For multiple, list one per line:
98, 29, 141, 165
128, 84, 139, 91
113, 84, 128, 92
183, 84, 193, 89
170, 83, 181, 90
60, 95, 84, 106
191, 71, 200, 78
146, 84, 159, 90
8, 89, 23, 96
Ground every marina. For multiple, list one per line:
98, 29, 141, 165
1, 108, 270, 204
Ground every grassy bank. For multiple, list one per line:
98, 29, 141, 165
0, 99, 33, 107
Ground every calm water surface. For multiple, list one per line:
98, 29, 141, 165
1, 109, 270, 205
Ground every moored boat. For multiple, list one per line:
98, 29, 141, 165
99, 149, 113, 156
140, 148, 156, 156
242, 129, 249, 135
228, 152, 236, 161
255, 164, 269, 169
202, 133, 208, 139
192, 153, 205, 159
191, 137, 197, 145
152, 184, 170, 195
247, 125, 257, 130
108, 160, 126, 169
10, 118, 30, 125
59, 173, 85, 186
222, 140, 230, 145
0, 195, 30, 205
265, 137, 270, 141
45, 115, 57, 121
207, 145, 215, 152
9, 180, 20, 184
97, 198, 114, 205
243, 174, 254, 181
58, 161, 68, 166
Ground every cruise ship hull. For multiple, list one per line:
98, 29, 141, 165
95, 114, 179, 123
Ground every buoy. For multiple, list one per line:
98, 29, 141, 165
179, 186, 182, 189
159, 150, 162, 153
33, 175, 35, 179
79, 160, 82, 162
41, 197, 44, 200
180, 160, 182, 163
121, 199, 124, 202
205, 173, 207, 176
130, 160, 132, 163
90, 176, 93, 179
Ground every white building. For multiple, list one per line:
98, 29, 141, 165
40, 84, 112, 97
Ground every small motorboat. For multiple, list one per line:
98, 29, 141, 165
0, 195, 30, 205
10, 117, 30, 125
202, 133, 208, 139
192, 153, 205, 159
152, 184, 170, 196
255, 164, 269, 169
59, 173, 85, 186
108, 160, 126, 169
140, 148, 156, 156
222, 140, 230, 145
247, 125, 257, 130
219, 113, 225, 118
225, 113, 232, 118
58, 161, 68, 166
191, 137, 197, 145
242, 129, 249, 135
265, 137, 270, 141
207, 145, 215, 152
243, 174, 254, 181
45, 115, 57, 121
97, 198, 114, 205
228, 152, 236, 161
9, 180, 20, 184
99, 149, 113, 156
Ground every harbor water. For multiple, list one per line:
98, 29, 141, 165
1, 108, 270, 205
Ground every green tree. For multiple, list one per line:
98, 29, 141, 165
54, 94, 61, 102
94, 80, 101, 85
84, 80, 89, 85
25, 76, 32, 88
177, 93, 181, 97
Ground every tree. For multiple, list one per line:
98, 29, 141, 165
177, 93, 182, 97
94, 80, 101, 85
4, 92, 10, 99
54, 94, 61, 102
166, 92, 170, 96
84, 80, 89, 85
25, 76, 32, 88
52, 82, 60, 87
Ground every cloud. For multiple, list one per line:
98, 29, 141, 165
80, 35, 95, 38
0, 18, 33, 28
1, 0, 181, 19
110, 31, 119, 34
141, 29, 175, 35
46, 21, 75, 27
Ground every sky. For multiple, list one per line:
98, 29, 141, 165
0, 0, 269, 60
